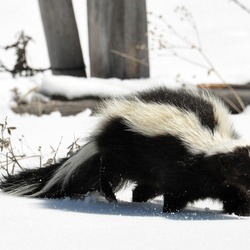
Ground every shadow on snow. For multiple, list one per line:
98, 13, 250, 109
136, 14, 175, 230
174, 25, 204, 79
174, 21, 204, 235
39, 195, 242, 221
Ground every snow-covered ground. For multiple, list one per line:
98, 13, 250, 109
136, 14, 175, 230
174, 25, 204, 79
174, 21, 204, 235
1, 0, 250, 250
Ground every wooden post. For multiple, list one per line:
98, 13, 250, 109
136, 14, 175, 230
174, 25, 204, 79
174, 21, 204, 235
38, 0, 86, 77
87, 0, 149, 79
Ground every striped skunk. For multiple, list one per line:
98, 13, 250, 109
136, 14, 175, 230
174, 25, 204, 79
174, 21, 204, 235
1, 87, 250, 216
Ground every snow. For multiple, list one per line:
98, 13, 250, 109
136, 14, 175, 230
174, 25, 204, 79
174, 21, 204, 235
40, 74, 179, 99
1, 195, 249, 250
1, 0, 250, 249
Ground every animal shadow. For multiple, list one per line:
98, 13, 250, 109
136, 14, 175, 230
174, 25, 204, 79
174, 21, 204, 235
40, 196, 242, 221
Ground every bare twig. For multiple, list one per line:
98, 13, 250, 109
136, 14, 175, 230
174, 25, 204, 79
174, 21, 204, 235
0, 31, 48, 78
46, 137, 63, 165
0, 118, 23, 172
196, 48, 245, 111
0, 60, 11, 72
147, 9, 245, 112
111, 49, 149, 67
7, 141, 24, 170
231, 0, 250, 15
0, 117, 42, 173
168, 50, 208, 69
16, 86, 40, 104
67, 137, 81, 157
0, 118, 83, 174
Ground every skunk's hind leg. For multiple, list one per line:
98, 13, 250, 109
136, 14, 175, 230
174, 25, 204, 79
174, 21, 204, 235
163, 192, 189, 213
99, 156, 117, 203
132, 183, 161, 202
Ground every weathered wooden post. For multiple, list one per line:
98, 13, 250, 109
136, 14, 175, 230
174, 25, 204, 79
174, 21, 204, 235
38, 0, 86, 77
87, 0, 149, 79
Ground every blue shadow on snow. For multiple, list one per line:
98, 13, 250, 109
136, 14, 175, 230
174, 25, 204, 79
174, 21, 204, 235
38, 196, 244, 221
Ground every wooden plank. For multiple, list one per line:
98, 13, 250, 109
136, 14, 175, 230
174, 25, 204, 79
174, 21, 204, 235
12, 98, 100, 116
12, 83, 250, 116
205, 89, 250, 114
87, 0, 149, 79
198, 83, 250, 113
38, 0, 86, 77
198, 83, 250, 89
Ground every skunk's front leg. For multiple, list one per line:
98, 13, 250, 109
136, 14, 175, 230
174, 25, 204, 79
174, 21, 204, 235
220, 183, 250, 216
99, 157, 117, 203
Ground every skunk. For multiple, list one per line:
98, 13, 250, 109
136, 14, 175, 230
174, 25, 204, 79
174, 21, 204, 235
1, 87, 250, 216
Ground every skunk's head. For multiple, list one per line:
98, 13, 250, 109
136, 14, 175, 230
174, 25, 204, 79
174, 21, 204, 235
220, 146, 250, 190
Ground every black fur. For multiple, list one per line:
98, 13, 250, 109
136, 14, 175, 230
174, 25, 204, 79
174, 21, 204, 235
1, 87, 250, 216
135, 88, 217, 131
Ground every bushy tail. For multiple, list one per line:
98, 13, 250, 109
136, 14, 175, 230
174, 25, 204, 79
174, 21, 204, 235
0, 163, 61, 197
0, 141, 101, 198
